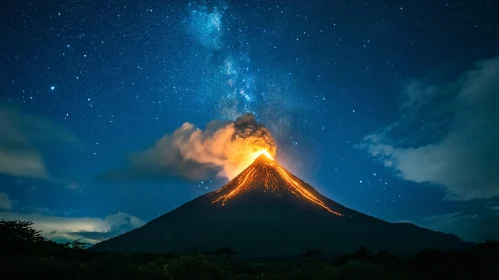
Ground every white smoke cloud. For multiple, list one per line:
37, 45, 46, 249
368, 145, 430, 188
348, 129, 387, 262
105, 113, 276, 181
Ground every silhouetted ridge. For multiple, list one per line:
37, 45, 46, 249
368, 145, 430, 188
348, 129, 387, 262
91, 155, 471, 259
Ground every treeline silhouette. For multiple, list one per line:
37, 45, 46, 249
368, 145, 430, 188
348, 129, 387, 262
1, 219, 498, 279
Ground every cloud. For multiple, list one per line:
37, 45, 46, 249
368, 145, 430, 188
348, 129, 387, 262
422, 212, 478, 224
50, 179, 84, 194
103, 113, 276, 181
0, 192, 12, 211
358, 56, 499, 200
0, 211, 145, 244
0, 106, 79, 179
0, 150, 47, 178
419, 212, 499, 242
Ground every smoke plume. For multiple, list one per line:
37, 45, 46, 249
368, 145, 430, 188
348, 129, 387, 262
119, 114, 276, 181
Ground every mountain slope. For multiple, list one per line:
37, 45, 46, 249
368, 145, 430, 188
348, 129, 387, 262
91, 154, 470, 259
209, 154, 342, 215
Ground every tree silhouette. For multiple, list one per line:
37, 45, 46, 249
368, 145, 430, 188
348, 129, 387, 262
300, 249, 323, 258
208, 247, 236, 260
0, 220, 46, 257
0, 220, 45, 243
64, 239, 89, 250
351, 245, 374, 261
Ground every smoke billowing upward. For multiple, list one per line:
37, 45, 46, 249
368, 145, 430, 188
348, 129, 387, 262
121, 114, 276, 181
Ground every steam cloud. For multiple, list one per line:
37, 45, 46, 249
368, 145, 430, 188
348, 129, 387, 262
116, 114, 276, 181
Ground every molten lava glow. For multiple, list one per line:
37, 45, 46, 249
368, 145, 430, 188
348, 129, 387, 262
223, 148, 277, 180
273, 165, 343, 216
253, 150, 274, 161
210, 155, 343, 216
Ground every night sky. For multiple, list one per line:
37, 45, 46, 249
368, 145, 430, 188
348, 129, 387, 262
1, 0, 499, 244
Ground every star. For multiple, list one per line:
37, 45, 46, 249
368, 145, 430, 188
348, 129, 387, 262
1, 0, 497, 246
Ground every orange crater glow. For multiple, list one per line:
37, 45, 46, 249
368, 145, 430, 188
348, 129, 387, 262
252, 149, 274, 161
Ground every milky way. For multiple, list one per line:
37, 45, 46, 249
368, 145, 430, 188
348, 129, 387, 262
188, 4, 224, 50
1, 0, 499, 244
185, 2, 300, 134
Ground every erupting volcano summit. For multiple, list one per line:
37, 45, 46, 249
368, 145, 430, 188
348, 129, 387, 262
210, 154, 342, 216
92, 155, 470, 259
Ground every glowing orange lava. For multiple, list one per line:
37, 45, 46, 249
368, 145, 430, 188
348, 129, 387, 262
252, 149, 274, 161
210, 154, 343, 216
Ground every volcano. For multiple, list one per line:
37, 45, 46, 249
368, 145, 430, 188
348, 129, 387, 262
92, 154, 470, 259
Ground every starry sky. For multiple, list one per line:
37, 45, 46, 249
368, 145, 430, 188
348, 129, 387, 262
1, 0, 499, 244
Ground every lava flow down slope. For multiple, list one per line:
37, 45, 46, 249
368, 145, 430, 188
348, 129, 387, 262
92, 154, 470, 259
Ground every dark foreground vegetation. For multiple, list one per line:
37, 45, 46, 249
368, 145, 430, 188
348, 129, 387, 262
1, 220, 498, 280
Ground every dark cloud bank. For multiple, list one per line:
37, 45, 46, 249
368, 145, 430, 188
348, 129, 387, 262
359, 56, 499, 201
